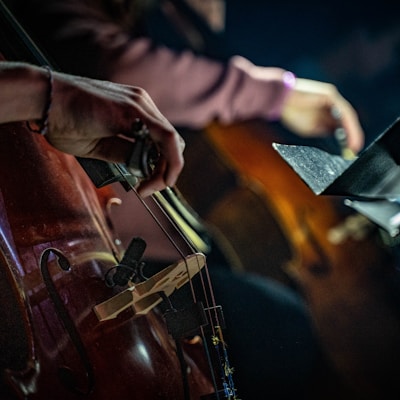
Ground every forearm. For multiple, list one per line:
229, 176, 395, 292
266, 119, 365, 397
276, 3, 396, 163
0, 62, 48, 124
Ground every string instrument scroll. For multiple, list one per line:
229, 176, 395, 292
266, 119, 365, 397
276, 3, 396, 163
0, 1, 238, 398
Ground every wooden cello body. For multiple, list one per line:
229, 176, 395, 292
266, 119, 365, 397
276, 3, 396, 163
0, 121, 213, 399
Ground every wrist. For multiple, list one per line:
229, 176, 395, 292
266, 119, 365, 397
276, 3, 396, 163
282, 71, 296, 90
26, 66, 53, 135
0, 62, 50, 123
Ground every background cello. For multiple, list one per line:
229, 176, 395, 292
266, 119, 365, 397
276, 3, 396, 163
177, 118, 400, 398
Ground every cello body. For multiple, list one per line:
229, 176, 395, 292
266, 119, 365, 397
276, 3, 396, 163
0, 121, 213, 399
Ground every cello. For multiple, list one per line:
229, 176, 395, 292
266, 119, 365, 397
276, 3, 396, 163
0, 2, 237, 399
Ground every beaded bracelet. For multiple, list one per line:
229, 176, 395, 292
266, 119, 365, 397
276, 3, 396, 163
26, 65, 53, 135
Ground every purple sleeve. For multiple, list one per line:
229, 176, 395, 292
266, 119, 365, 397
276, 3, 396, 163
110, 41, 296, 128
22, 0, 295, 128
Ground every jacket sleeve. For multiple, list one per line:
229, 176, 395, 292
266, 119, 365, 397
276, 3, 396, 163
20, 0, 296, 128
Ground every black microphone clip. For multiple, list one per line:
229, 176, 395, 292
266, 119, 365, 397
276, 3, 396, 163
106, 237, 147, 287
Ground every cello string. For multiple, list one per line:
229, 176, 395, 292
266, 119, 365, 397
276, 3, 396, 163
145, 191, 236, 400
112, 165, 197, 289
112, 162, 213, 303
114, 166, 237, 398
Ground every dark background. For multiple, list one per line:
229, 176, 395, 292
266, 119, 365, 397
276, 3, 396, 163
224, 0, 400, 146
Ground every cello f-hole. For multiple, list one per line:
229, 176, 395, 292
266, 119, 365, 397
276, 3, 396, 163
40, 248, 94, 395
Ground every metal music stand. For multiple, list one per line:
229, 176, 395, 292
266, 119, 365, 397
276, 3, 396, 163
273, 117, 400, 237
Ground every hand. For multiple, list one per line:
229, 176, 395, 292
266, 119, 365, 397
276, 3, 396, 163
280, 78, 364, 153
47, 72, 185, 196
